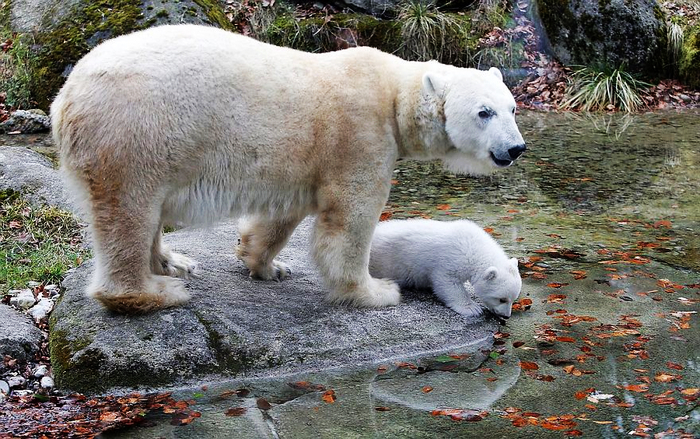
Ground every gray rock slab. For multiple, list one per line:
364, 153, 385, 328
51, 219, 498, 394
0, 304, 43, 362
0, 110, 51, 134
0, 146, 70, 210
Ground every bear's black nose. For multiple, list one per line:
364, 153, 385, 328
508, 144, 527, 160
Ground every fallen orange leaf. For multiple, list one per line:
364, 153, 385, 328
555, 336, 576, 343
622, 384, 648, 393
519, 361, 539, 371
654, 373, 680, 383
321, 390, 336, 403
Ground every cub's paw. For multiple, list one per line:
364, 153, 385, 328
248, 259, 291, 282
449, 302, 485, 318
156, 251, 197, 279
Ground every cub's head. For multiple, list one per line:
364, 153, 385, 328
421, 66, 526, 175
472, 257, 522, 319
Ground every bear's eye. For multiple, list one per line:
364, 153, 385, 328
478, 110, 491, 119
511, 107, 516, 115
499, 298, 508, 304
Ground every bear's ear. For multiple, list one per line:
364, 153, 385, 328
484, 266, 498, 281
488, 67, 503, 82
422, 72, 446, 98
510, 257, 518, 268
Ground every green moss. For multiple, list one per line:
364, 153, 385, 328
48, 325, 92, 390
193, 0, 234, 30
49, 315, 183, 393
30, 0, 145, 110
17, 0, 234, 111
679, 25, 700, 88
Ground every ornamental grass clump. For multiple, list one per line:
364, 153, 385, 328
667, 22, 684, 73
397, 0, 468, 65
560, 66, 651, 113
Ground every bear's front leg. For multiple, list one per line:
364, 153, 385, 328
311, 187, 400, 308
430, 274, 484, 318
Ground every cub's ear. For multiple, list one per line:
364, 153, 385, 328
510, 257, 519, 268
484, 266, 498, 281
422, 72, 446, 98
488, 67, 503, 82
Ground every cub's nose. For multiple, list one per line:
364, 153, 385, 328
508, 144, 527, 160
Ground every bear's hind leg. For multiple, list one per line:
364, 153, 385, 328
87, 193, 190, 313
312, 193, 400, 308
150, 223, 198, 279
236, 213, 307, 280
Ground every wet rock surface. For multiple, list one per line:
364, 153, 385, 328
52, 219, 498, 394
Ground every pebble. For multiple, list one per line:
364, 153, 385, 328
28, 298, 54, 321
0, 380, 9, 395
44, 284, 61, 298
33, 365, 49, 378
7, 376, 26, 389
40, 376, 54, 389
9, 289, 36, 310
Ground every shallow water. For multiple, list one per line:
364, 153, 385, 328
32, 110, 700, 437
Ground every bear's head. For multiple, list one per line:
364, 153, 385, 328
421, 66, 526, 175
471, 257, 522, 319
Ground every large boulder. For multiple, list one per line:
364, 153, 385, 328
50, 219, 499, 394
0, 146, 70, 210
2, 0, 233, 110
535, 0, 667, 78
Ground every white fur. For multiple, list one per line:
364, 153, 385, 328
369, 219, 522, 318
51, 25, 525, 313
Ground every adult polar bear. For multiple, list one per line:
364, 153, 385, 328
52, 24, 526, 314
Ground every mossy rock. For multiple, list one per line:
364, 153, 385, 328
535, 0, 667, 80
679, 24, 700, 89
0, 0, 233, 111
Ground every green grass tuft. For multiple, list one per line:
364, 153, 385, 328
0, 35, 40, 109
0, 192, 89, 293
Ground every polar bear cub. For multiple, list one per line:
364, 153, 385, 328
369, 219, 521, 319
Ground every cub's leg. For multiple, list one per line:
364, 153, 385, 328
236, 214, 307, 280
150, 223, 197, 278
430, 274, 483, 317
312, 187, 400, 307
87, 188, 190, 314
